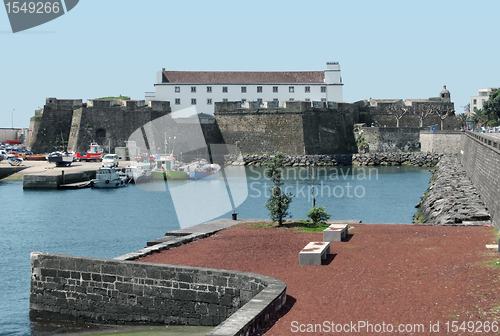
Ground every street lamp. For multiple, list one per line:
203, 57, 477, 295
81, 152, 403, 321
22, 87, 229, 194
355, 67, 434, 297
12, 109, 15, 129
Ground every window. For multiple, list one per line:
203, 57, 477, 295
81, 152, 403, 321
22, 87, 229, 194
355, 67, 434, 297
223, 98, 228, 102
257, 98, 263, 104
241, 99, 246, 103
175, 98, 181, 105
273, 98, 279, 102
473, 99, 477, 104
305, 98, 310, 102
207, 98, 212, 105
273, 86, 278, 93
191, 86, 196, 93
289, 86, 294, 93
257, 86, 263, 93
207, 86, 212, 93
191, 99, 196, 105
175, 86, 180, 93
305, 86, 310, 93
321, 86, 326, 93
241, 86, 247, 93
321, 98, 326, 102
222, 86, 228, 93
289, 98, 294, 101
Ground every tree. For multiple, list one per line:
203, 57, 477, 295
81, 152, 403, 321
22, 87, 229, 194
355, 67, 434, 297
265, 154, 293, 226
434, 106, 454, 130
482, 88, 500, 122
414, 104, 434, 127
456, 113, 467, 128
387, 104, 409, 127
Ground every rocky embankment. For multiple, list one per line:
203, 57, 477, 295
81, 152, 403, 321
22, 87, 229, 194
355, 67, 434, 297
225, 152, 442, 167
414, 156, 491, 225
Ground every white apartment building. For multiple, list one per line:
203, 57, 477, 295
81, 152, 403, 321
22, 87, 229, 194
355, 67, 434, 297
145, 62, 343, 115
470, 88, 496, 113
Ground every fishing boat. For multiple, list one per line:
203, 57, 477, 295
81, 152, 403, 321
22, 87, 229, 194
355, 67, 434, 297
8, 157, 23, 166
47, 151, 74, 167
90, 167, 128, 188
75, 142, 103, 162
151, 155, 189, 180
124, 165, 153, 184
182, 160, 220, 180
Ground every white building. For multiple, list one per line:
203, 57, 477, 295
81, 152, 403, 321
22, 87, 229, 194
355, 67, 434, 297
470, 88, 496, 113
145, 62, 343, 115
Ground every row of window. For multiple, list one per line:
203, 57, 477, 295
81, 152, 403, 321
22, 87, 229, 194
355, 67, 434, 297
175, 86, 327, 94
174, 98, 327, 105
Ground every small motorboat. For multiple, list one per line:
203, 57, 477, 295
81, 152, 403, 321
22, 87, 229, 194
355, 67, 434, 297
90, 167, 128, 188
8, 157, 23, 166
181, 160, 220, 180
47, 152, 74, 167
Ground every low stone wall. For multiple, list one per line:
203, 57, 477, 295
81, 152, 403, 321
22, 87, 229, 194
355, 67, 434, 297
30, 252, 286, 335
414, 156, 490, 225
22, 170, 96, 189
420, 131, 462, 154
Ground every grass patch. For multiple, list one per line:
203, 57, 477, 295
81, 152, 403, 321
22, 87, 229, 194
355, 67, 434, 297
249, 220, 333, 232
492, 259, 500, 268
95, 95, 130, 100
68, 326, 213, 336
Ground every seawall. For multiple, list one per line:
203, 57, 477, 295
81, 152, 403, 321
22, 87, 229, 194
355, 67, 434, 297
226, 152, 442, 167
414, 156, 490, 225
459, 131, 500, 229
30, 219, 286, 336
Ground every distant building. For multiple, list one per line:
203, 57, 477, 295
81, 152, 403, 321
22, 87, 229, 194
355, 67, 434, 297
470, 88, 496, 113
145, 62, 343, 115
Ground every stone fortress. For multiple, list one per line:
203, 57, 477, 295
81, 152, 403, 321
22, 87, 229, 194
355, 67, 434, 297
28, 86, 459, 156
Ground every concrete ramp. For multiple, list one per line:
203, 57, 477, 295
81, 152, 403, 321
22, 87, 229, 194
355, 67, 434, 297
0, 166, 27, 180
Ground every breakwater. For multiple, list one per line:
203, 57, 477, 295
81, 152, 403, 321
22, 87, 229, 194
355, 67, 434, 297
226, 152, 442, 167
414, 156, 490, 225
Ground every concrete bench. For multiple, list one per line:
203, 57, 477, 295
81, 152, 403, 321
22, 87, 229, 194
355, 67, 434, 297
299, 241, 330, 265
323, 224, 349, 242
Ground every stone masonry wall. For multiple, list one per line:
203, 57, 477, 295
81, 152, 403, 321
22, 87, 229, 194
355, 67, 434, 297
30, 252, 286, 327
360, 114, 459, 130
459, 132, 500, 229
420, 131, 462, 155
214, 101, 358, 155
360, 127, 422, 152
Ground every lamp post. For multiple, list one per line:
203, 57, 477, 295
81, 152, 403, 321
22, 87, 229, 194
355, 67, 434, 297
11, 109, 15, 129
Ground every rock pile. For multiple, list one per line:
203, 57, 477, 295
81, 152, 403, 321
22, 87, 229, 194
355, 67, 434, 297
415, 156, 491, 225
353, 153, 442, 166
225, 153, 442, 167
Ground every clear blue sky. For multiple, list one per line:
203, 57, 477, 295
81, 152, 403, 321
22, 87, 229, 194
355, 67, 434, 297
1, 0, 498, 128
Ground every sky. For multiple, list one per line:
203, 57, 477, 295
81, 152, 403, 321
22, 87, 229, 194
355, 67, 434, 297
0, 0, 499, 128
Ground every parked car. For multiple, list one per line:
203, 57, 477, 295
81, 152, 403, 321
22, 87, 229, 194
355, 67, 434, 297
102, 154, 119, 167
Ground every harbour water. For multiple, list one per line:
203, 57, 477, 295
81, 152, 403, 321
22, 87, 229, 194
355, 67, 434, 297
0, 165, 431, 336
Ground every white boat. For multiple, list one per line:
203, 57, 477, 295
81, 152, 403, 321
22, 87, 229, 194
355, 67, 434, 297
181, 159, 220, 180
90, 167, 128, 188
47, 152, 74, 167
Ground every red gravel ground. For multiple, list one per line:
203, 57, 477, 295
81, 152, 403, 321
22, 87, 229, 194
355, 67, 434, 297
139, 223, 500, 335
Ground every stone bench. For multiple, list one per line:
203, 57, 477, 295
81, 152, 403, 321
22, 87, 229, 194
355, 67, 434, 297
323, 224, 349, 242
299, 241, 330, 265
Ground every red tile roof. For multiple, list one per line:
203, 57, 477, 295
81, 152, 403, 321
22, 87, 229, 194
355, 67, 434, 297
161, 71, 325, 84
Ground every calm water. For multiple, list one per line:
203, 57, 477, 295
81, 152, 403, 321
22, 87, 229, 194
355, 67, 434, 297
0, 166, 431, 336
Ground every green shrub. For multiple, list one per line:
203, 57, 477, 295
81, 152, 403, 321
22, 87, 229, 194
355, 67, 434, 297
306, 206, 331, 226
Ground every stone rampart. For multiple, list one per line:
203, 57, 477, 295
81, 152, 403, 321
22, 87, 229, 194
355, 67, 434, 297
214, 101, 358, 155
420, 131, 462, 154
459, 132, 500, 228
360, 127, 422, 152
30, 252, 286, 334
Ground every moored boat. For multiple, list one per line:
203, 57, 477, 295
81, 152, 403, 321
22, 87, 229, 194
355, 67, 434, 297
75, 142, 103, 162
151, 155, 189, 180
90, 167, 128, 188
182, 160, 220, 180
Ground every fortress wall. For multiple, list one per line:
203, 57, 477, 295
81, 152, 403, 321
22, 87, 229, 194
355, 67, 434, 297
420, 131, 462, 155
361, 127, 422, 153
460, 132, 500, 229
215, 111, 306, 155
369, 114, 459, 129
30, 252, 286, 335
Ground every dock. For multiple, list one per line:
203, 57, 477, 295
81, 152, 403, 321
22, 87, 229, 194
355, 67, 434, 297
23, 169, 96, 189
